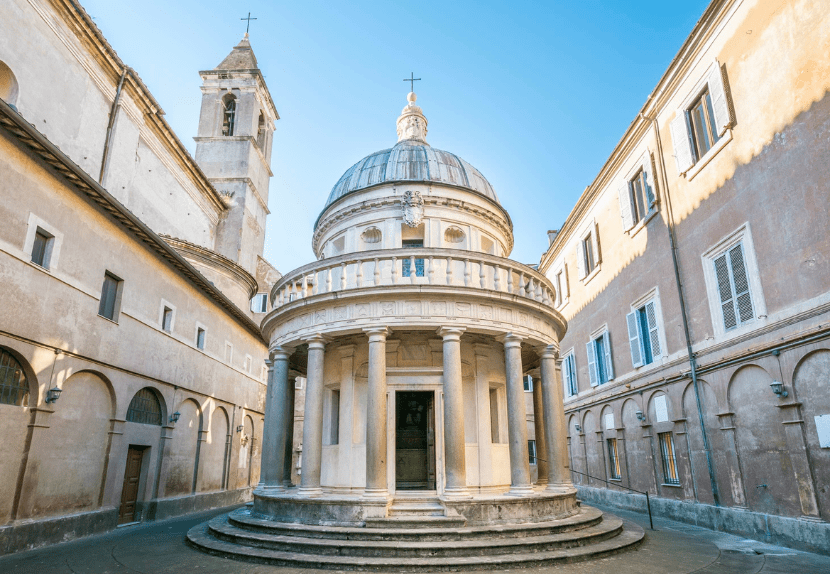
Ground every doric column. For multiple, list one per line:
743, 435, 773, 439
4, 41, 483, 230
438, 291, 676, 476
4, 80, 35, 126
363, 327, 390, 498
499, 333, 533, 496
299, 335, 326, 497
538, 345, 572, 490
530, 372, 549, 485
282, 376, 296, 487
438, 327, 470, 498
257, 347, 291, 491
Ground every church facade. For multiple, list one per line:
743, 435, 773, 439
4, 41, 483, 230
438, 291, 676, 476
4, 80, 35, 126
538, 0, 830, 553
0, 0, 278, 553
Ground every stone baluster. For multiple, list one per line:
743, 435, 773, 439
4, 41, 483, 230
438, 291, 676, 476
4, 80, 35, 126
286, 282, 293, 302
479, 261, 486, 288
518, 273, 526, 297
373, 258, 381, 285
499, 333, 534, 496
392, 256, 399, 284
507, 268, 514, 294
409, 253, 416, 282
340, 262, 347, 291
356, 260, 363, 288
438, 327, 471, 498
325, 267, 332, 293
535, 281, 543, 302
363, 327, 390, 499
428, 256, 435, 284
446, 257, 454, 285
312, 271, 319, 296
278, 288, 284, 307
299, 335, 326, 497
464, 259, 471, 287
494, 264, 502, 291
300, 275, 308, 299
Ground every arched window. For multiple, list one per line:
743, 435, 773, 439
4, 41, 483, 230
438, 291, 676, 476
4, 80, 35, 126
0, 348, 29, 406
256, 111, 267, 149
126, 387, 163, 425
0, 61, 20, 110
222, 95, 237, 136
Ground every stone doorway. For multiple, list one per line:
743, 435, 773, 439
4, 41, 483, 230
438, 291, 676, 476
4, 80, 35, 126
118, 446, 146, 524
395, 391, 435, 490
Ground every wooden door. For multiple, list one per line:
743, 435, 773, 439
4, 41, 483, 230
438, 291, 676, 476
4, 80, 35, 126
118, 446, 144, 524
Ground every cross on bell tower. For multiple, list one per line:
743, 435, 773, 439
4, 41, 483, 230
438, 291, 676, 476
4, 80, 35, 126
241, 12, 257, 34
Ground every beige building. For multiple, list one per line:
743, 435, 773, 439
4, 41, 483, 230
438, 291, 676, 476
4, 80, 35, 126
539, 0, 830, 553
0, 0, 279, 553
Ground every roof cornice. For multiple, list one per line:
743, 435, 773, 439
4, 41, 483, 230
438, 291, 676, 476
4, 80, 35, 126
0, 98, 265, 343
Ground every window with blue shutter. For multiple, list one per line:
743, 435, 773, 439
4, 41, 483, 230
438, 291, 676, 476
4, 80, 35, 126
627, 299, 663, 368
588, 332, 614, 386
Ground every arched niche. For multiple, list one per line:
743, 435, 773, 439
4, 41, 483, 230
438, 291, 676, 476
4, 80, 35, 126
166, 398, 203, 496
198, 404, 229, 492
125, 386, 167, 426
0, 61, 19, 108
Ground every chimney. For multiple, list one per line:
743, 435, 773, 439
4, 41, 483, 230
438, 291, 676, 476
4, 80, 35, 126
547, 229, 559, 245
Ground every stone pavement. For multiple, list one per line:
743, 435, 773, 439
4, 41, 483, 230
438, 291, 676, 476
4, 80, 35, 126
0, 503, 828, 573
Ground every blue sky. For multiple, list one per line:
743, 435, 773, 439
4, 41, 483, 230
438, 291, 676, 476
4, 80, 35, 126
81, 0, 710, 272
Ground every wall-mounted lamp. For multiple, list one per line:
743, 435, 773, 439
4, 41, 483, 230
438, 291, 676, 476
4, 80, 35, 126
636, 410, 646, 422
236, 425, 244, 433
45, 386, 62, 404
170, 411, 181, 424
574, 424, 582, 432
770, 381, 788, 398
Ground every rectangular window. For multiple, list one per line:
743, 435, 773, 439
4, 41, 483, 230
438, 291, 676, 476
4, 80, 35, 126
196, 327, 206, 350
554, 271, 563, 305
251, 293, 268, 313
626, 300, 662, 368
161, 306, 173, 333
98, 272, 122, 321
607, 438, 621, 480
689, 89, 721, 161
329, 389, 340, 445
244, 354, 253, 373
582, 232, 595, 275
586, 332, 613, 386
31, 228, 53, 268
225, 342, 233, 363
523, 375, 533, 392
713, 242, 754, 331
489, 388, 501, 443
562, 352, 578, 397
658, 432, 680, 485
401, 239, 425, 277
528, 440, 537, 465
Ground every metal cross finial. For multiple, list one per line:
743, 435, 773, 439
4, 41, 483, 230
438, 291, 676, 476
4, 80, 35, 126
241, 12, 257, 34
403, 72, 421, 93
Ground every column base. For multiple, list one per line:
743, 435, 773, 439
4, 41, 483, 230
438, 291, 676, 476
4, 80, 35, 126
544, 482, 574, 494
506, 484, 536, 497
254, 484, 285, 496
443, 486, 473, 500
297, 487, 324, 498
361, 488, 389, 500
281, 480, 295, 489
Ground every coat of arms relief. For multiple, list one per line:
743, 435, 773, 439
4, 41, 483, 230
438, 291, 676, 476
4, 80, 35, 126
402, 190, 424, 227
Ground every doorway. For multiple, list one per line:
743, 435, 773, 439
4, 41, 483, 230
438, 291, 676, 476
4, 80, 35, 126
118, 446, 146, 524
395, 391, 436, 490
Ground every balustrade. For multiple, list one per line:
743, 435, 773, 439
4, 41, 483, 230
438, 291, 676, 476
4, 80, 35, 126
269, 248, 556, 312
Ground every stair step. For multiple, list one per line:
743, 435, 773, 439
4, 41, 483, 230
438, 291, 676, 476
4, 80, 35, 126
365, 516, 466, 529
187, 518, 645, 571
205, 515, 624, 558
228, 506, 603, 541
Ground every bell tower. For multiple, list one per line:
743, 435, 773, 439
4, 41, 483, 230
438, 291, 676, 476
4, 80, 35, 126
194, 33, 278, 276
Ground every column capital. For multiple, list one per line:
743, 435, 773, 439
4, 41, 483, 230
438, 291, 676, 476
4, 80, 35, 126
269, 345, 292, 362
535, 344, 560, 360
304, 333, 328, 350
437, 326, 465, 341
363, 326, 391, 342
497, 332, 524, 349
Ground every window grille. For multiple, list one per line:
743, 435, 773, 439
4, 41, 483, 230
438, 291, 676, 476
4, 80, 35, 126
658, 432, 680, 485
0, 349, 29, 406
126, 387, 162, 426
714, 242, 754, 331
607, 438, 621, 480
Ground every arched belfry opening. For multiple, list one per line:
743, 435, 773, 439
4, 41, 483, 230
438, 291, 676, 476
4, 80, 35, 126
221, 94, 236, 136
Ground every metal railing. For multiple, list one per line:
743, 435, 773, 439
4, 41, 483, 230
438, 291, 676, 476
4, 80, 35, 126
569, 468, 654, 530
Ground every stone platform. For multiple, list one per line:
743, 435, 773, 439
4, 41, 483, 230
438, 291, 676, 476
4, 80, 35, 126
186, 494, 645, 571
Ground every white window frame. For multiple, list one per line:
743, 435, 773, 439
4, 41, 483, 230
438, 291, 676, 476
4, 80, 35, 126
528, 439, 537, 465
224, 341, 234, 364
244, 354, 253, 373
626, 288, 666, 370
586, 325, 614, 387
670, 59, 734, 180
23, 213, 63, 271
523, 374, 533, 393
251, 293, 268, 314
576, 219, 601, 283
552, 260, 570, 309
561, 349, 578, 398
195, 322, 207, 351
701, 223, 766, 339
159, 300, 176, 334
618, 150, 659, 236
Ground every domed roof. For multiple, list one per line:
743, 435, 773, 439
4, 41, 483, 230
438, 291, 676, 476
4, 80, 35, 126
320, 92, 499, 217
323, 140, 499, 211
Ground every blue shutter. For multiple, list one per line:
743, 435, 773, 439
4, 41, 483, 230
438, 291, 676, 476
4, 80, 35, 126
645, 301, 661, 357
714, 253, 737, 330
626, 311, 644, 368
603, 332, 614, 381
586, 341, 598, 387
729, 243, 754, 325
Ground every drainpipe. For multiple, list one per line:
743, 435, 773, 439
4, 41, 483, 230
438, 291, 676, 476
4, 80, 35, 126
641, 112, 721, 507
98, 67, 128, 184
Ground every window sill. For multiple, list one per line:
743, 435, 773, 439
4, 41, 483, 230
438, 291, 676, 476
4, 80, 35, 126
628, 209, 659, 238
555, 297, 569, 311
581, 265, 601, 285
98, 314, 119, 325
661, 482, 682, 488
608, 478, 622, 482
685, 129, 733, 181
